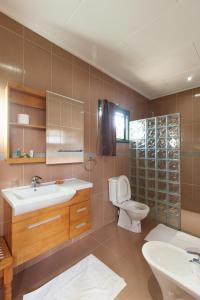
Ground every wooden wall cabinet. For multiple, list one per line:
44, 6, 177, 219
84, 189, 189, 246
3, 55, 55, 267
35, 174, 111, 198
4, 188, 92, 266
5, 83, 46, 164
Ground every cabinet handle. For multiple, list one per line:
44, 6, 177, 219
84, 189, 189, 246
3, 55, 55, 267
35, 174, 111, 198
76, 207, 87, 213
27, 215, 61, 229
75, 222, 86, 229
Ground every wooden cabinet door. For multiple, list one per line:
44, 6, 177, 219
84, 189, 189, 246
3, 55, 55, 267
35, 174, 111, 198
70, 200, 91, 238
12, 207, 69, 265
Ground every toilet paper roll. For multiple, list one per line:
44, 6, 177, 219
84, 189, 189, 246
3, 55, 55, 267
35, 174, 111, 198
17, 114, 29, 125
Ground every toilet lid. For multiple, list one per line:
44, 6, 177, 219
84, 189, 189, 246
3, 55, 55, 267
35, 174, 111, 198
117, 175, 131, 204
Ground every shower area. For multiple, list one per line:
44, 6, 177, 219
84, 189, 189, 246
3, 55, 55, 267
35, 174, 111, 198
129, 113, 181, 229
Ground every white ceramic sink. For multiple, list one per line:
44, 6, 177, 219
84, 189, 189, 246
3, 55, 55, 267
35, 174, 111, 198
142, 241, 200, 300
14, 185, 69, 200
2, 178, 93, 215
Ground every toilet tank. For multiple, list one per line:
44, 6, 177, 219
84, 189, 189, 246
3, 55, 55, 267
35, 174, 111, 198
108, 177, 118, 203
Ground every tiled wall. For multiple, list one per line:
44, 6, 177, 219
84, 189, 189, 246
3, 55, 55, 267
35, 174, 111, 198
148, 88, 200, 235
0, 12, 148, 241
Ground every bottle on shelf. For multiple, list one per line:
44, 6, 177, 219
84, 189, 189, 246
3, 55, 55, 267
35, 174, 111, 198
16, 148, 21, 157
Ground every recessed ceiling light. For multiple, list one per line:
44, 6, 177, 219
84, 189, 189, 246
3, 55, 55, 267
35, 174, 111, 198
187, 76, 192, 81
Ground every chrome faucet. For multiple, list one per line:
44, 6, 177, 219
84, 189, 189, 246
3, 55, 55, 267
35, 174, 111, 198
187, 249, 200, 266
31, 175, 42, 188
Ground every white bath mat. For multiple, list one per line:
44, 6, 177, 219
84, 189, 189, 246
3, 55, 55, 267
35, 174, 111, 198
145, 224, 200, 250
23, 254, 126, 300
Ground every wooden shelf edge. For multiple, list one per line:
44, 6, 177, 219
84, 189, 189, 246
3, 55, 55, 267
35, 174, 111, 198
9, 98, 46, 110
6, 158, 46, 164
9, 123, 46, 130
7, 83, 46, 98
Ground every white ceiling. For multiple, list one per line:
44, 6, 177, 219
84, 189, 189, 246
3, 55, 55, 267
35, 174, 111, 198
1, 0, 200, 99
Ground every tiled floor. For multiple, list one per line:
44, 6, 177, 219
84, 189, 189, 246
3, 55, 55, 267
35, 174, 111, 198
2, 219, 162, 300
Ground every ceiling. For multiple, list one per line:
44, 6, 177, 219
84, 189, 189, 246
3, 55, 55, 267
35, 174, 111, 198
1, 0, 200, 99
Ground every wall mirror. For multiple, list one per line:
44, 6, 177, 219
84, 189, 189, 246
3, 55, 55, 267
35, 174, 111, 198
46, 91, 84, 164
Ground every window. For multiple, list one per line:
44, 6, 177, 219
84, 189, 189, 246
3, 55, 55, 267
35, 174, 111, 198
114, 107, 130, 142
98, 100, 130, 143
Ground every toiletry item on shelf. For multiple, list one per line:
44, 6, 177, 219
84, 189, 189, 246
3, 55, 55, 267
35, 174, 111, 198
29, 150, 34, 158
17, 113, 29, 125
16, 148, 21, 157
55, 179, 64, 184
20, 152, 30, 158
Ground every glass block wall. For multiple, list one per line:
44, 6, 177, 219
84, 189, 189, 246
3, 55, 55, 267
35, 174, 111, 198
129, 113, 181, 229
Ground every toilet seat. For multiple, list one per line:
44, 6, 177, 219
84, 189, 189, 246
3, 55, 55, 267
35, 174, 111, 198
117, 175, 131, 204
120, 200, 148, 213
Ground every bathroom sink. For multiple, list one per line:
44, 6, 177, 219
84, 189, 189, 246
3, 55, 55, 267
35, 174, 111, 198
142, 241, 200, 300
14, 184, 70, 200
2, 179, 93, 216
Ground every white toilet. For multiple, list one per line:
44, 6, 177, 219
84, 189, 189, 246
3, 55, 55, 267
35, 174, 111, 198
108, 175, 150, 233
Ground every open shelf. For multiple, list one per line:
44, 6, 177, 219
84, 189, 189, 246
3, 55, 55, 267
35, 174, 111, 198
8, 83, 46, 110
6, 157, 46, 164
6, 83, 47, 164
9, 122, 46, 130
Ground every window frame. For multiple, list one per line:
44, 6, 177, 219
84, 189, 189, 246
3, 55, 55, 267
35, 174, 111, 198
98, 99, 130, 143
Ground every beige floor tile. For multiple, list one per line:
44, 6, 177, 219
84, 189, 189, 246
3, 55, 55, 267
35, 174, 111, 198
8, 220, 161, 300
91, 221, 120, 243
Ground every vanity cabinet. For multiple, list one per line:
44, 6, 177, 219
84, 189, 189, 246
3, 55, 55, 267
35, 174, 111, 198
70, 200, 91, 238
12, 206, 69, 265
4, 188, 92, 266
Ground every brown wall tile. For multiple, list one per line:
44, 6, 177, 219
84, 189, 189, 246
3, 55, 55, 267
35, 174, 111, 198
90, 75, 103, 114
163, 94, 177, 114
72, 163, 90, 181
181, 157, 193, 184
72, 55, 89, 72
0, 12, 23, 35
23, 163, 51, 185
90, 113, 98, 153
0, 161, 23, 189
84, 112, 90, 152
91, 193, 103, 230
103, 191, 115, 225
103, 81, 116, 101
24, 40, 51, 91
177, 90, 193, 123
72, 65, 89, 111
193, 158, 200, 186
103, 156, 116, 179
90, 157, 103, 194
192, 185, 200, 213
181, 183, 193, 212
52, 44, 72, 63
193, 123, 200, 151
0, 26, 23, 87
24, 28, 51, 52
181, 209, 200, 236
193, 88, 200, 123
116, 156, 129, 177
181, 123, 193, 151
52, 54, 72, 97
90, 66, 104, 80
148, 99, 163, 117
50, 164, 72, 181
